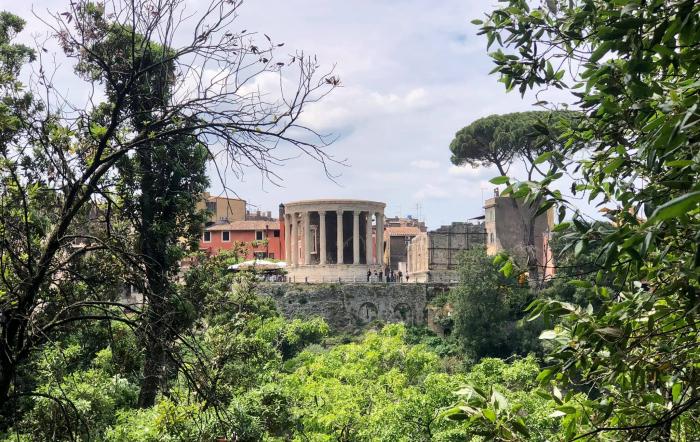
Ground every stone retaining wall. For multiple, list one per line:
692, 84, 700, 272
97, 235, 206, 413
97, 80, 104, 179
258, 282, 451, 330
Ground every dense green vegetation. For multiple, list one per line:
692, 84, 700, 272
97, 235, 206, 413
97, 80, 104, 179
0, 243, 565, 440
459, 0, 700, 440
449, 249, 541, 361
1, 280, 563, 441
1, 236, 606, 440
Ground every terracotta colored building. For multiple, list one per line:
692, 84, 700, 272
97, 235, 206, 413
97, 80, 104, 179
200, 220, 283, 260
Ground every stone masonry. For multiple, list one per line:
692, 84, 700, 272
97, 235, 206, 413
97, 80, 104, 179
257, 282, 438, 330
406, 222, 486, 283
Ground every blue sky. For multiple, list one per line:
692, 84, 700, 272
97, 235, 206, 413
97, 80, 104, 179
4, 0, 580, 228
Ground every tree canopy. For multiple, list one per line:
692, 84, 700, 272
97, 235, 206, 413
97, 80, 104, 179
450, 249, 541, 361
450, 110, 575, 285
449, 111, 572, 179
0, 0, 337, 418
457, 0, 700, 439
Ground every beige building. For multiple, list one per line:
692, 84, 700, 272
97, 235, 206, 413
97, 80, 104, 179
484, 193, 555, 280
384, 217, 427, 272
406, 222, 486, 283
282, 199, 386, 282
197, 192, 246, 223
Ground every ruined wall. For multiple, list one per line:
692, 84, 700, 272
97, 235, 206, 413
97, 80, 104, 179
407, 222, 486, 283
427, 222, 486, 271
258, 282, 440, 330
406, 233, 429, 277
484, 196, 553, 269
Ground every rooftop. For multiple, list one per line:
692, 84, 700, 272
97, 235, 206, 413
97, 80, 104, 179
385, 226, 424, 236
206, 220, 278, 231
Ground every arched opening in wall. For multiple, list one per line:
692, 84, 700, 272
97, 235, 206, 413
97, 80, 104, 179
358, 302, 379, 324
393, 303, 414, 324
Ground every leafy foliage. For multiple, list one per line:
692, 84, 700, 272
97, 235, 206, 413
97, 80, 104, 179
450, 249, 542, 360
444, 356, 562, 442
0, 0, 337, 415
475, 0, 700, 439
282, 324, 469, 441
450, 111, 573, 179
537, 223, 614, 309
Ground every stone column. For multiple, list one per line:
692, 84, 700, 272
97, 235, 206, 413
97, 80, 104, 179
365, 212, 373, 265
353, 210, 360, 264
319, 211, 326, 265
375, 212, 384, 267
285, 214, 292, 263
290, 213, 298, 266
303, 211, 312, 265
336, 209, 344, 264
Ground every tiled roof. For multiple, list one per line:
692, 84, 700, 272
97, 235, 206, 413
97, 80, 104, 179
384, 226, 423, 236
206, 220, 278, 231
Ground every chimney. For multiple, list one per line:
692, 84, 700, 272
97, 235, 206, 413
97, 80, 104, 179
494, 188, 500, 197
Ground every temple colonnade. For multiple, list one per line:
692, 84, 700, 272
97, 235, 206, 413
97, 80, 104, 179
282, 200, 385, 280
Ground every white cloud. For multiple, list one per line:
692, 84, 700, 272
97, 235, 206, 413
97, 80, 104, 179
9, 0, 589, 228
370, 87, 427, 109
410, 160, 441, 170
448, 164, 481, 176
299, 86, 432, 131
414, 183, 450, 200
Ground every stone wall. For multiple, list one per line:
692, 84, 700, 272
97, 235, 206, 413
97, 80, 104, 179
258, 282, 446, 330
406, 233, 429, 278
484, 196, 553, 270
427, 222, 486, 271
407, 222, 486, 283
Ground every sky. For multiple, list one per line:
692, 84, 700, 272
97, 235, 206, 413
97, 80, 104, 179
4, 0, 581, 229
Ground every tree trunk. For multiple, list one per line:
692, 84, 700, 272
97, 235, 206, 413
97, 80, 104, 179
133, 140, 191, 408
137, 318, 166, 407
0, 348, 14, 411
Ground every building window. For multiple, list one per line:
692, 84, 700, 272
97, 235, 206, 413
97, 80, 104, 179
273, 230, 280, 237
255, 230, 265, 241
206, 201, 216, 213
254, 251, 267, 259
222, 231, 230, 242
203, 231, 211, 242
490, 232, 494, 244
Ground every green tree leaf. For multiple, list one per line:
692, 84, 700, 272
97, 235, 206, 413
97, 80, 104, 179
646, 191, 700, 224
